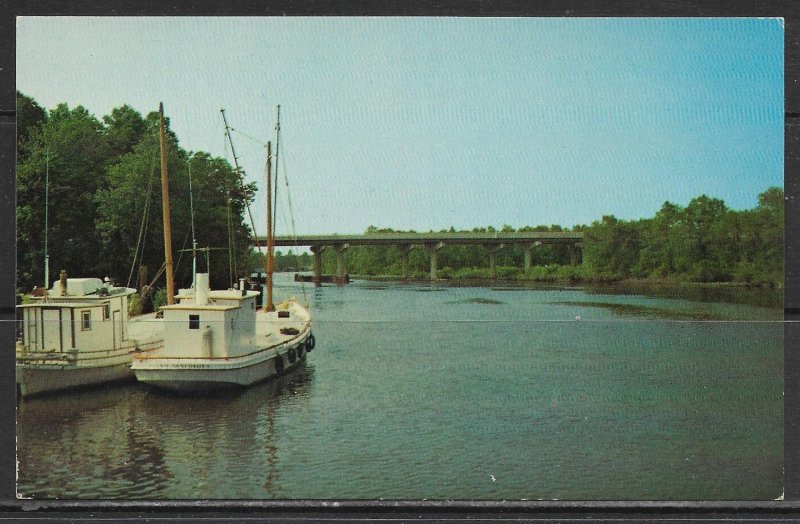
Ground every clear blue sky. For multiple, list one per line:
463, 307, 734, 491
17, 17, 784, 236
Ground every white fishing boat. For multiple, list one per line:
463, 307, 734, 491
130, 274, 314, 393
15, 143, 163, 398
15, 273, 164, 398
131, 104, 316, 393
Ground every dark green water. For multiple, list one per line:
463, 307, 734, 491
16, 275, 783, 500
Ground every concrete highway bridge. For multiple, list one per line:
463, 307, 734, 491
254, 232, 583, 282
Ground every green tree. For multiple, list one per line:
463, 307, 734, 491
16, 103, 109, 290
16, 91, 46, 162
103, 104, 147, 158
583, 215, 640, 277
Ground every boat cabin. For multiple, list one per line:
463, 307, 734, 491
17, 276, 135, 357
159, 273, 259, 359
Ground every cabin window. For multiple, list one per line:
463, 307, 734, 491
189, 315, 200, 330
81, 311, 91, 331
103, 304, 110, 320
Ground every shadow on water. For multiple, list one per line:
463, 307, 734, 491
550, 300, 725, 320
445, 297, 505, 305
583, 281, 782, 309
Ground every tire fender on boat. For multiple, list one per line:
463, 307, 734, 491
288, 347, 297, 364
274, 354, 284, 374
306, 333, 315, 352
298, 343, 306, 359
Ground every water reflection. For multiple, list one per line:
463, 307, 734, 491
17, 364, 314, 499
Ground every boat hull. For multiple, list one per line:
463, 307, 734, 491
16, 361, 134, 398
132, 351, 307, 394
131, 330, 312, 393
16, 335, 164, 399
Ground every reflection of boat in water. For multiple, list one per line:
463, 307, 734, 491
15, 273, 163, 398
131, 103, 316, 394
17, 364, 315, 498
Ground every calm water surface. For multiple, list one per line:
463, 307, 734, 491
17, 275, 783, 500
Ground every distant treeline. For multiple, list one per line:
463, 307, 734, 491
273, 189, 784, 287
16, 92, 256, 292
17, 93, 783, 292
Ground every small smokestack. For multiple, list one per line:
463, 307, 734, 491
196, 273, 210, 306
59, 270, 67, 296
239, 278, 246, 296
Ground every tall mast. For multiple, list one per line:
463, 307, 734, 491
273, 105, 280, 241
43, 148, 49, 302
159, 102, 175, 305
188, 154, 198, 290
264, 141, 274, 311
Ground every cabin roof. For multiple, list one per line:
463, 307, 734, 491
160, 304, 240, 311
173, 290, 260, 301
18, 301, 107, 309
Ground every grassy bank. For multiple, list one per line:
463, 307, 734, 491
349, 264, 782, 289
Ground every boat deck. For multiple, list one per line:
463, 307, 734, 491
255, 303, 311, 349
127, 312, 164, 345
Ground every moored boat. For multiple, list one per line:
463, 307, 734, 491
15, 273, 163, 398
130, 103, 316, 394
130, 274, 314, 393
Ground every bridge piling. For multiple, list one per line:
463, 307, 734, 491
523, 244, 532, 272
485, 244, 504, 279
334, 244, 348, 284
569, 244, 581, 267
424, 242, 443, 280
310, 245, 324, 286
398, 244, 412, 281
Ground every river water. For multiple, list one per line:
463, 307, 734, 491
16, 274, 783, 500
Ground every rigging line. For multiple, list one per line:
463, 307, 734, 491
126, 153, 158, 288
227, 194, 235, 287
273, 105, 281, 243
220, 108, 264, 257
276, 125, 308, 304
222, 126, 235, 287
280, 141, 299, 243
231, 127, 267, 147
172, 227, 191, 279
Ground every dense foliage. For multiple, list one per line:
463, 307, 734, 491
16, 92, 257, 293
274, 190, 783, 287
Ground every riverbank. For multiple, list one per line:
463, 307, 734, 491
341, 273, 783, 309
349, 273, 780, 290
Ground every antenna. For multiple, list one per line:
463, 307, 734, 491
188, 153, 197, 289
44, 148, 49, 302
273, 105, 281, 241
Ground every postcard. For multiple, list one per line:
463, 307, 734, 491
14, 16, 784, 501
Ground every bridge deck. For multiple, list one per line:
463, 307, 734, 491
259, 232, 583, 247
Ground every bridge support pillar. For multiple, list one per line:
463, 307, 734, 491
398, 244, 412, 281
523, 245, 532, 272
334, 244, 348, 284
569, 243, 581, 267
485, 244, 504, 279
523, 241, 541, 271
424, 242, 443, 280
310, 245, 324, 286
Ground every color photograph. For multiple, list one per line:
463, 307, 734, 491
15, 17, 783, 500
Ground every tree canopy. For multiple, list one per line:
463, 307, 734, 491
16, 92, 256, 293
